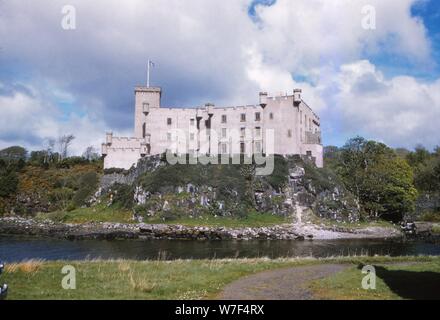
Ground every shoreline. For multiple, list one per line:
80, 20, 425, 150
0, 217, 402, 241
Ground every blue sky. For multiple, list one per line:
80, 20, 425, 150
0, 0, 439, 154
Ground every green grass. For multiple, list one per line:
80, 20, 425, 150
145, 211, 289, 228
313, 217, 398, 230
2, 256, 439, 300
310, 260, 440, 300
35, 207, 289, 227
35, 205, 133, 224
432, 223, 440, 234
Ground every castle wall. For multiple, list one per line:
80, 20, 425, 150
103, 86, 324, 169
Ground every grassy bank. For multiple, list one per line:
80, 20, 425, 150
2, 256, 439, 300
35, 205, 134, 224
35, 206, 289, 227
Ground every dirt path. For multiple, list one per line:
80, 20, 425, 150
218, 264, 348, 300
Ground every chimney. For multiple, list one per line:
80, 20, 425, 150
293, 89, 302, 105
259, 92, 268, 108
106, 132, 113, 145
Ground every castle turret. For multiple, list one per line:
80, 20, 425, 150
134, 86, 161, 138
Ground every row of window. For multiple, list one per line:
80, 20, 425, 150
165, 128, 263, 141
161, 128, 316, 142
165, 112, 274, 126
220, 141, 262, 154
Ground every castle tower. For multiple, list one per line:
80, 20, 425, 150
134, 86, 161, 138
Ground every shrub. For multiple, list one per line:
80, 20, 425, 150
112, 183, 135, 209
419, 211, 440, 222
264, 155, 289, 191
72, 171, 99, 207
0, 170, 18, 197
48, 188, 75, 211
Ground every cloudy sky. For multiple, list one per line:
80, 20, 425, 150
1, 0, 440, 155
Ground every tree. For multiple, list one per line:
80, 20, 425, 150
82, 146, 99, 161
58, 135, 75, 160
336, 137, 417, 222
0, 146, 27, 164
0, 170, 18, 197
406, 145, 430, 167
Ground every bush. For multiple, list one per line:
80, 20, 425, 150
0, 170, 18, 197
72, 171, 99, 207
264, 155, 289, 191
419, 211, 440, 222
56, 157, 90, 169
112, 183, 135, 209
48, 188, 75, 211
104, 167, 130, 175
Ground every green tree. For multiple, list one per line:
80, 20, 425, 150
0, 170, 19, 197
0, 146, 27, 164
337, 137, 417, 222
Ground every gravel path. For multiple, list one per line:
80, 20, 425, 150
218, 264, 348, 300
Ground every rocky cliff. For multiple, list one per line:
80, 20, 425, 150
99, 155, 361, 224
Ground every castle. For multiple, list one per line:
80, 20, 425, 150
102, 86, 323, 169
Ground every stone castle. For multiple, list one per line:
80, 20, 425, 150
102, 86, 323, 169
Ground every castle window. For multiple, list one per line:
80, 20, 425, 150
240, 142, 246, 154
255, 127, 261, 137
306, 151, 312, 157
167, 118, 172, 125
190, 118, 195, 126
221, 128, 227, 138
221, 143, 227, 154
240, 113, 246, 122
142, 123, 146, 138
240, 127, 246, 138
269, 112, 273, 120
288, 129, 292, 138
255, 112, 261, 121
190, 133, 195, 141
221, 115, 227, 123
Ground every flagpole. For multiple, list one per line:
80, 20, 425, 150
147, 60, 150, 88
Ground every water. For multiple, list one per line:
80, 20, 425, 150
1, 235, 439, 262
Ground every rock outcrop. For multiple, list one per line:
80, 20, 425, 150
99, 155, 361, 224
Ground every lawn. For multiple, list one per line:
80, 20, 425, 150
2, 256, 439, 300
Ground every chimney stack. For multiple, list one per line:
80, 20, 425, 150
259, 92, 268, 108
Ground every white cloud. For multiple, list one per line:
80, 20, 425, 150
334, 60, 440, 148
0, 82, 119, 155
0, 0, 438, 152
